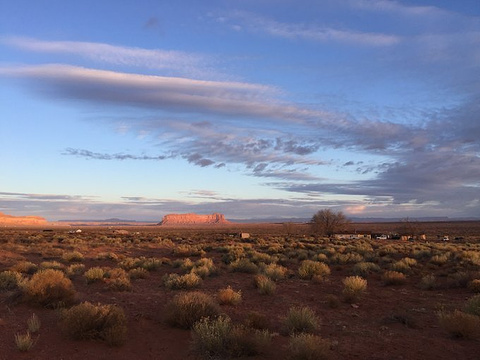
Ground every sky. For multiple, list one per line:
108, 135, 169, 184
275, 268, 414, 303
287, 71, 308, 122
0, 0, 479, 221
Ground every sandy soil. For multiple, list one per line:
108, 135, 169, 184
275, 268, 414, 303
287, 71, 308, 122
0, 223, 479, 359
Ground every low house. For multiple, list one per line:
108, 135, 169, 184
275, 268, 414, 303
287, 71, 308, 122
333, 231, 371, 240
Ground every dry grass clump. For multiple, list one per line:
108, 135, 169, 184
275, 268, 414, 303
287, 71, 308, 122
163, 272, 202, 290
254, 274, 276, 295
119, 256, 163, 271
468, 279, 480, 293
217, 286, 242, 305
191, 258, 217, 278
165, 291, 221, 329
10, 261, 38, 275
39, 261, 65, 271
23, 269, 75, 308
438, 310, 480, 339
106, 268, 132, 291
14, 332, 35, 352
287, 333, 331, 360
464, 295, 480, 316
352, 262, 380, 277
244, 311, 270, 330
262, 263, 288, 281
62, 251, 84, 263
283, 306, 319, 335
60, 301, 127, 346
84, 267, 106, 284
229, 258, 259, 274
419, 274, 437, 290
191, 316, 271, 359
66, 264, 85, 278
298, 260, 330, 281
0, 270, 24, 291
342, 276, 367, 303
27, 313, 41, 333
128, 267, 149, 280
382, 271, 407, 286
430, 254, 449, 266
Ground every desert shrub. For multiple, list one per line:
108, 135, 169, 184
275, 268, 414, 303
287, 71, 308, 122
39, 261, 65, 271
62, 251, 84, 263
317, 253, 329, 263
173, 244, 204, 257
465, 295, 480, 316
419, 274, 436, 290
430, 254, 449, 266
191, 258, 217, 278
217, 286, 242, 305
60, 301, 127, 346
10, 261, 38, 275
468, 279, 480, 293
128, 267, 149, 280
254, 274, 276, 295
27, 313, 41, 333
342, 276, 367, 303
287, 333, 331, 360
191, 316, 271, 359
331, 252, 364, 265
352, 262, 380, 277
84, 267, 106, 284
229, 258, 259, 274
23, 269, 75, 307
14, 332, 34, 352
262, 263, 288, 281
0, 270, 23, 291
66, 264, 85, 278
298, 260, 330, 280
163, 272, 202, 290
165, 291, 221, 329
283, 306, 319, 335
245, 311, 270, 330
119, 256, 163, 271
106, 268, 131, 291
325, 294, 340, 309
390, 260, 412, 274
446, 271, 472, 288
382, 271, 407, 286
438, 310, 480, 339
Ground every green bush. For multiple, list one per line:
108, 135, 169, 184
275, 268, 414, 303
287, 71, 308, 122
60, 301, 127, 346
23, 269, 75, 307
283, 306, 319, 335
165, 291, 221, 329
287, 333, 331, 360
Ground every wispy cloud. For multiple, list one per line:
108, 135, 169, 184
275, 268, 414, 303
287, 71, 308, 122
221, 11, 401, 46
0, 36, 215, 78
63, 148, 167, 161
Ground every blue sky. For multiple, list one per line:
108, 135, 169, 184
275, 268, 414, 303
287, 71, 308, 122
1, 0, 479, 221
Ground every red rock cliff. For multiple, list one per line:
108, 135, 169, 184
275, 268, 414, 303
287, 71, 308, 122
0, 212, 48, 226
159, 213, 229, 225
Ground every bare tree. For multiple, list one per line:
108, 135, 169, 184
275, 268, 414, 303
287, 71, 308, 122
311, 209, 350, 237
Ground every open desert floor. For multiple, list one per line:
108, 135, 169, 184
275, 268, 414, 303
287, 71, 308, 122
1, 221, 480, 359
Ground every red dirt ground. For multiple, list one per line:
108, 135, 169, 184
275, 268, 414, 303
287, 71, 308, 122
0, 224, 479, 359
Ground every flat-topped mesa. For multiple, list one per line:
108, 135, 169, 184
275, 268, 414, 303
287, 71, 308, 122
159, 213, 230, 226
0, 212, 48, 226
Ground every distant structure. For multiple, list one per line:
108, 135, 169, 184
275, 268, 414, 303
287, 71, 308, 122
159, 213, 230, 226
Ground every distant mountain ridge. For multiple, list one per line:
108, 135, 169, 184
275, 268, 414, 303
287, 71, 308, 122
159, 213, 230, 225
0, 212, 48, 226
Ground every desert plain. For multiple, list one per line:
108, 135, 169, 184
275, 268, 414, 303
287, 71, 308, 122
1, 221, 480, 359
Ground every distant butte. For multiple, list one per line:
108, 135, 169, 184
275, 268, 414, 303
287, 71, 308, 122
0, 212, 48, 226
159, 213, 230, 226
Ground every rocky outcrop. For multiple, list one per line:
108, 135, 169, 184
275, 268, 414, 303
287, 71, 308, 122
0, 212, 48, 226
159, 213, 230, 226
